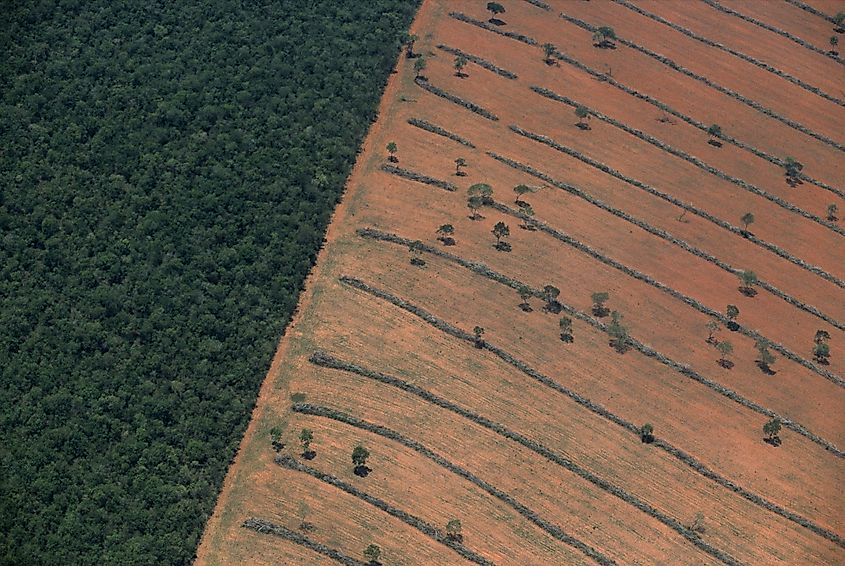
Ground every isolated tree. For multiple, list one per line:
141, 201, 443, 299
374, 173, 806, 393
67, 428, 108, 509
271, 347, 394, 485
835, 11, 845, 32
726, 304, 740, 323
402, 33, 418, 58
352, 444, 371, 476
299, 428, 314, 459
409, 240, 425, 266
455, 157, 467, 176
492, 221, 511, 251
513, 184, 534, 204
487, 2, 506, 23
542, 42, 556, 65
707, 123, 722, 141
831, 35, 839, 54
592, 26, 617, 48
815, 329, 831, 344
689, 512, 706, 536
591, 291, 610, 317
542, 285, 562, 314
386, 142, 398, 163
469, 182, 493, 199
738, 270, 757, 296
813, 342, 830, 365
705, 320, 721, 344
756, 339, 776, 374
716, 340, 734, 369
519, 205, 536, 230
518, 285, 533, 311
784, 156, 803, 180
763, 417, 782, 446
454, 55, 468, 77
436, 224, 455, 246
446, 519, 463, 542
363, 544, 381, 565
467, 195, 484, 220
559, 316, 574, 342
270, 426, 284, 451
827, 203, 839, 221
414, 56, 427, 80
473, 326, 485, 349
740, 212, 754, 233
607, 311, 629, 353
575, 105, 590, 129
640, 423, 654, 443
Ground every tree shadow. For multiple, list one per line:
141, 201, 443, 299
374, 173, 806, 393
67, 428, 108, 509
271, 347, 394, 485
763, 436, 782, 447
726, 321, 740, 332
593, 41, 617, 49
738, 286, 757, 297
353, 465, 372, 477
302, 450, 316, 461
610, 339, 629, 354
592, 306, 610, 317
494, 241, 512, 252
543, 301, 563, 314
271, 441, 285, 452
756, 361, 776, 376
718, 359, 734, 369
488, 18, 506, 26
576, 122, 591, 131
560, 333, 573, 343
410, 258, 426, 267
519, 303, 533, 312
707, 139, 723, 148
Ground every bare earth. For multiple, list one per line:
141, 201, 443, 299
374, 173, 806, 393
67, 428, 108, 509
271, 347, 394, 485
196, 1, 845, 564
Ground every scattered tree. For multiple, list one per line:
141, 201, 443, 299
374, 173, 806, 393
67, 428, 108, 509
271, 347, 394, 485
592, 26, 617, 48
409, 240, 426, 267
454, 157, 467, 176
454, 55, 468, 77
513, 184, 535, 204
689, 512, 706, 536
813, 330, 831, 365
835, 11, 845, 32
813, 342, 830, 365
386, 142, 398, 163
270, 426, 285, 451
486, 2, 506, 24
413, 56, 427, 80
467, 195, 484, 220
492, 222, 511, 251
402, 33, 418, 58
559, 316, 574, 343
784, 156, 803, 186
831, 35, 839, 55
446, 519, 463, 542
726, 304, 740, 330
363, 544, 382, 565
473, 326, 485, 349
519, 205, 537, 231
352, 445, 371, 476
763, 417, 782, 446
518, 285, 533, 312
738, 270, 757, 297
542, 42, 556, 65
640, 423, 654, 443
827, 203, 838, 222
436, 224, 455, 246
299, 428, 315, 460
468, 182, 493, 199
607, 311, 629, 353
707, 124, 722, 147
740, 212, 754, 233
716, 340, 734, 369
756, 339, 776, 375
542, 285, 562, 314
591, 291, 610, 317
705, 320, 721, 345
575, 105, 591, 130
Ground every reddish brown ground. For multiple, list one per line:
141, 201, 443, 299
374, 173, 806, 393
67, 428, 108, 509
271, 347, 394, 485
198, 1, 845, 564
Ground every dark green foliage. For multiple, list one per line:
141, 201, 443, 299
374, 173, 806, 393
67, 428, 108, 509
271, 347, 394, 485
364, 543, 381, 564
446, 519, 463, 541
763, 418, 782, 445
0, 0, 419, 563
740, 212, 754, 231
607, 311, 629, 353
640, 423, 654, 443
352, 445, 370, 468
487, 2, 506, 18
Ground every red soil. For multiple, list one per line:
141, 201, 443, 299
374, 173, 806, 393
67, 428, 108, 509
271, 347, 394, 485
199, 1, 845, 563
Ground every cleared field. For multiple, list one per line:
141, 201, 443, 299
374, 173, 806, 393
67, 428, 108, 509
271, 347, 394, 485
198, 1, 844, 564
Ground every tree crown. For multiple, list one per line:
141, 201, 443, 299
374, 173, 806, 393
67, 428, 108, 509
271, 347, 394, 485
591, 291, 609, 305
352, 445, 370, 466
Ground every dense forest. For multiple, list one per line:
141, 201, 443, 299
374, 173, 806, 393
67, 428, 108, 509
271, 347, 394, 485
0, 1, 419, 563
